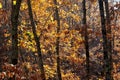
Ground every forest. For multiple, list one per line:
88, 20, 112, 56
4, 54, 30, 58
0, 0, 120, 80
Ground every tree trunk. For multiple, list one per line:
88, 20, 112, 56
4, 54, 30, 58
9, 0, 22, 80
53, 0, 62, 80
98, 0, 111, 79
82, 0, 90, 79
0, 26, 6, 72
104, 0, 113, 79
11, 0, 22, 65
27, 0, 46, 80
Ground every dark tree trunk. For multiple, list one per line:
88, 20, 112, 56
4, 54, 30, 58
82, 0, 90, 79
11, 0, 22, 65
53, 0, 62, 80
9, 0, 22, 80
105, 0, 113, 80
104, 0, 113, 79
27, 0, 46, 80
0, 26, 6, 72
0, 0, 10, 70
98, 0, 111, 79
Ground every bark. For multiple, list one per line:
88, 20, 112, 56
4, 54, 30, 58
9, 0, 22, 80
104, 0, 113, 79
98, 0, 110, 79
0, 26, 6, 72
53, 0, 62, 80
82, 0, 90, 79
11, 0, 22, 65
27, 0, 46, 80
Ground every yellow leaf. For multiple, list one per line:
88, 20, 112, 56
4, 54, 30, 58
50, 16, 54, 21
21, 3, 28, 10
42, 49, 46, 53
32, 48, 36, 52
40, 0, 45, 3
100, 39, 103, 42
59, 33, 65, 38
13, 0, 16, 5
0, 3, 2, 9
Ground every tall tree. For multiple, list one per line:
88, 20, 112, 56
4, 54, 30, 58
98, 0, 112, 79
11, 0, 22, 65
27, 0, 46, 80
53, 0, 62, 80
0, 25, 7, 72
0, 0, 8, 71
9, 0, 22, 79
82, 0, 90, 79
104, 0, 113, 79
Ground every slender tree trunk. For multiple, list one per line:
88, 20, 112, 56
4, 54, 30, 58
53, 0, 62, 80
0, 27, 6, 72
98, 0, 110, 79
104, 0, 113, 79
82, 0, 90, 79
27, 0, 46, 80
9, 0, 22, 80
11, 0, 22, 65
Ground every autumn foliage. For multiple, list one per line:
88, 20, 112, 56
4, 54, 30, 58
0, 0, 120, 80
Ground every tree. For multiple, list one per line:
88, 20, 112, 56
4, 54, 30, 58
104, 0, 113, 79
0, 24, 7, 72
0, 2, 8, 71
9, 0, 22, 79
82, 0, 90, 79
27, 0, 46, 79
53, 0, 62, 80
11, 0, 22, 65
98, 0, 111, 79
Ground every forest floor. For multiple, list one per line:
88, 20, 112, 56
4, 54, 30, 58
0, 33, 120, 80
